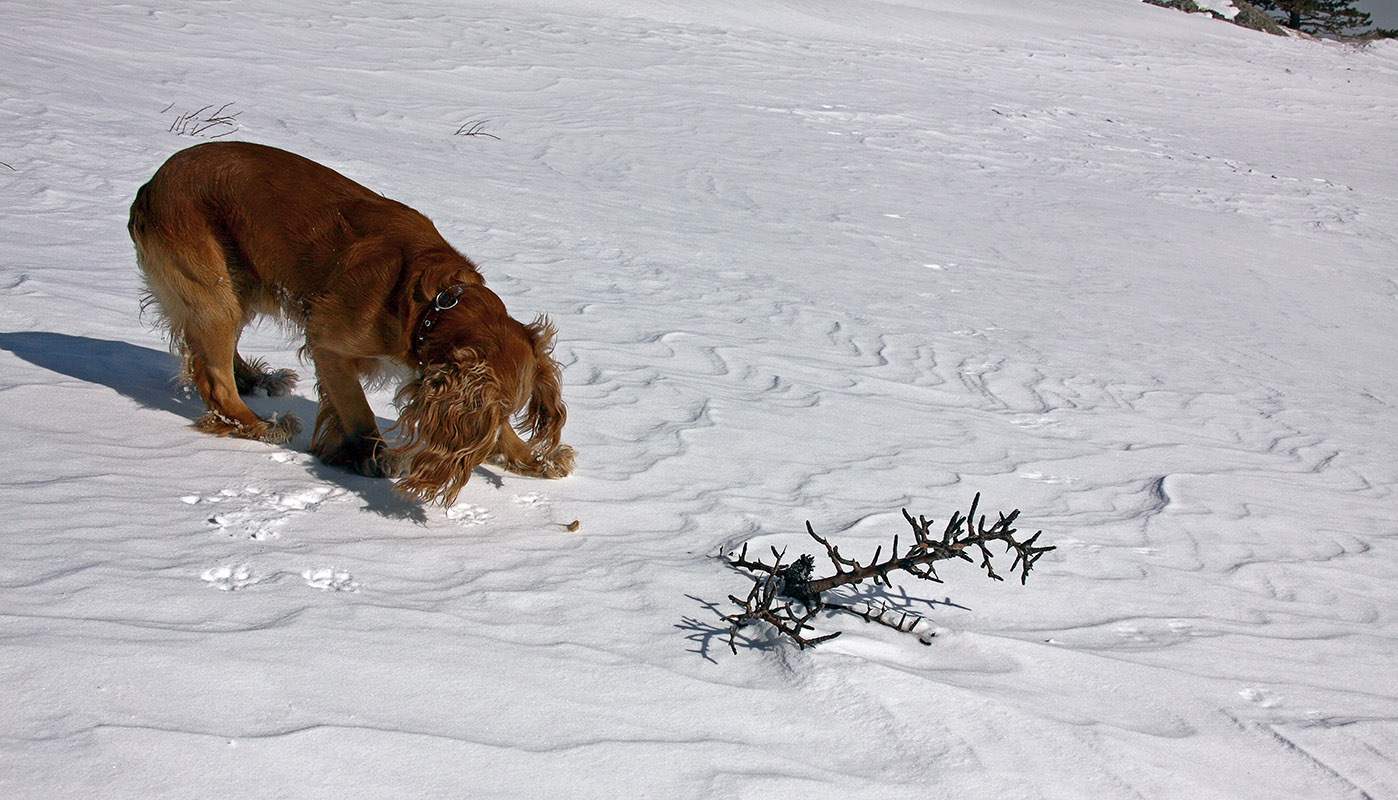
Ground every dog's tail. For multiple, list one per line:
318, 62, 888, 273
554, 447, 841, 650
129, 183, 165, 320
128, 182, 153, 237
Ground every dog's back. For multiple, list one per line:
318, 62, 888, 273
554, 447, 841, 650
131, 142, 445, 295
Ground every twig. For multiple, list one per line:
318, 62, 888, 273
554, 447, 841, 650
454, 120, 500, 140
825, 600, 924, 634
165, 102, 242, 138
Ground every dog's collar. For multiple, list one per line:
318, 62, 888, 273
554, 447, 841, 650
413, 284, 468, 367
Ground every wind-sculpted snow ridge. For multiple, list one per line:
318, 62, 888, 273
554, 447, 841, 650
2, 0, 1397, 797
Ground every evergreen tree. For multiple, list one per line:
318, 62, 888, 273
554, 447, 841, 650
1249, 0, 1373, 35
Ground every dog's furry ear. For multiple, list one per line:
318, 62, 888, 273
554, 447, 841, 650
391, 350, 503, 506
522, 316, 567, 459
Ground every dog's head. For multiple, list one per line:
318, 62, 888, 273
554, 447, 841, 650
391, 286, 567, 506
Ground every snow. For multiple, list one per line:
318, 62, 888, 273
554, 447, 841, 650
3, 0, 1398, 796
1195, 0, 1242, 21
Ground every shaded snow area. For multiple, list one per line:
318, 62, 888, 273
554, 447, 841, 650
3, 0, 1397, 796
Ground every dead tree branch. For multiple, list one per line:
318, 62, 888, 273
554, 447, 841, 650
722, 549, 841, 651
723, 493, 1053, 652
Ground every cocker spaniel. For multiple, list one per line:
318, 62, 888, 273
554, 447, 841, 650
128, 141, 574, 505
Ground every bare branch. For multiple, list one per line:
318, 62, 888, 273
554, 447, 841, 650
722, 494, 1053, 651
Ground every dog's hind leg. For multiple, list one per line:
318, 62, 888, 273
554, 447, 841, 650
134, 225, 299, 444
234, 352, 300, 397
181, 313, 300, 444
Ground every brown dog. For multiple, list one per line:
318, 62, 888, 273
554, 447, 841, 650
128, 141, 573, 505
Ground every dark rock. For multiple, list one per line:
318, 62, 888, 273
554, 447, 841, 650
1144, 0, 1204, 12
1230, 1, 1290, 36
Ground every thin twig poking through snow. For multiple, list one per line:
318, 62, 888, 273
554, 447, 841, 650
722, 493, 1054, 652
454, 120, 500, 140
164, 102, 242, 138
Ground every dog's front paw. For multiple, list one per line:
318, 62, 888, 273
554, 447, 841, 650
490, 444, 574, 479
535, 444, 575, 479
375, 446, 409, 478
314, 434, 393, 478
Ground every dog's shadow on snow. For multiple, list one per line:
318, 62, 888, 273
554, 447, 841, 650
0, 331, 207, 418
0, 331, 462, 523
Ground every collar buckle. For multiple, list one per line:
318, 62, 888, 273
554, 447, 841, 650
414, 284, 469, 367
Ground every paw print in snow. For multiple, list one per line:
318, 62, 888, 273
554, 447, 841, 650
202, 564, 261, 591
273, 487, 338, 511
446, 503, 493, 525
186, 485, 344, 539
1240, 688, 1282, 708
302, 567, 359, 592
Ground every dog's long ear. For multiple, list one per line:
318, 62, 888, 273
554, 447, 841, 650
390, 350, 503, 506
522, 316, 567, 459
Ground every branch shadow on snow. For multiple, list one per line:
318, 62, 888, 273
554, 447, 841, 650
0, 331, 431, 523
678, 595, 744, 663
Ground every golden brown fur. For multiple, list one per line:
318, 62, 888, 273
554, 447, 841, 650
128, 141, 573, 505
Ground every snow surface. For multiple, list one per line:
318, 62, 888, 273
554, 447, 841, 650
3, 0, 1398, 797
1194, 0, 1242, 22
